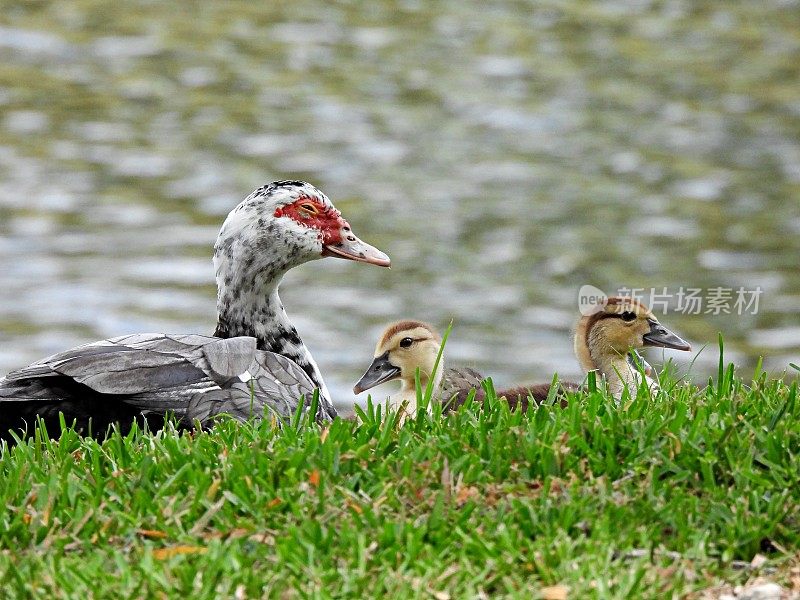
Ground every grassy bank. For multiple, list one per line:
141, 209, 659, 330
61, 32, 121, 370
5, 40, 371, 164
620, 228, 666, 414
1, 364, 798, 599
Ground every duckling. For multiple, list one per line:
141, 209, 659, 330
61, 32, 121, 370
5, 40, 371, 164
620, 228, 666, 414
353, 296, 691, 415
352, 320, 483, 418
574, 295, 691, 398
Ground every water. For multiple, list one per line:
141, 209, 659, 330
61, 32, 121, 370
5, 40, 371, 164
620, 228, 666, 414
0, 1, 798, 410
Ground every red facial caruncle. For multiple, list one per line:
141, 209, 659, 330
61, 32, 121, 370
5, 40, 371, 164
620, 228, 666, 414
274, 197, 348, 245
273, 195, 391, 267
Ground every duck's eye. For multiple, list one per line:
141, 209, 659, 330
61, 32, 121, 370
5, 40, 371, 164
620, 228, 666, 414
297, 203, 319, 219
399, 337, 413, 348
621, 311, 636, 322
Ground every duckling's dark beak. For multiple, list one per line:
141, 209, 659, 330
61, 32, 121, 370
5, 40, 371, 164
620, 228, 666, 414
643, 320, 692, 351
353, 351, 401, 394
322, 221, 391, 267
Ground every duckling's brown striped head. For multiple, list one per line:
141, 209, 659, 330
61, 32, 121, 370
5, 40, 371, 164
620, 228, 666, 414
354, 321, 442, 394
574, 296, 691, 372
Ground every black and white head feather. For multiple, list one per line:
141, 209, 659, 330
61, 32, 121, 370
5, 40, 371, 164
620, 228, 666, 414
214, 181, 334, 277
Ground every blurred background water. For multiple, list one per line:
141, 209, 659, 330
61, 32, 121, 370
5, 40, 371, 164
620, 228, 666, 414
0, 0, 798, 410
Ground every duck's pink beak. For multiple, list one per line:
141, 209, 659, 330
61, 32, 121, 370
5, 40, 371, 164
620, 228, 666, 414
322, 220, 390, 267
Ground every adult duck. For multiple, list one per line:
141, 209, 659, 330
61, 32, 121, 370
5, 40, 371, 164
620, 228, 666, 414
1, 181, 390, 441
353, 296, 690, 414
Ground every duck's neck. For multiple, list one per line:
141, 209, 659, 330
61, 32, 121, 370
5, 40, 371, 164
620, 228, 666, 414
213, 258, 331, 404
393, 364, 444, 415
589, 349, 657, 399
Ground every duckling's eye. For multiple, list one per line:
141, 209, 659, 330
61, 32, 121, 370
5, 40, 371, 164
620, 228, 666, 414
621, 311, 636, 322
399, 337, 413, 348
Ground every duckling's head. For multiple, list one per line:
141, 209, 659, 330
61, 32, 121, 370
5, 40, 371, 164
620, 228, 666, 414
353, 321, 442, 395
574, 296, 691, 371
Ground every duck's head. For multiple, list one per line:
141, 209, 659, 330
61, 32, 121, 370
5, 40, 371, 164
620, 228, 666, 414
574, 296, 691, 372
353, 321, 442, 395
215, 181, 390, 276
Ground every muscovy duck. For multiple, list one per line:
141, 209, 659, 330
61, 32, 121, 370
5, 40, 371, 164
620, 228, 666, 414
0, 181, 390, 441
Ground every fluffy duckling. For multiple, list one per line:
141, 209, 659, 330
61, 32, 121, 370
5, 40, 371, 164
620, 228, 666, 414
573, 295, 691, 397
352, 320, 483, 417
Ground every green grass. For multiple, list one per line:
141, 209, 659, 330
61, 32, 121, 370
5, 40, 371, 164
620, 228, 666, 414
1, 364, 798, 599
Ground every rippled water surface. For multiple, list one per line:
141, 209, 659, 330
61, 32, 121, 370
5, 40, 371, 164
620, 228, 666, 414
0, 1, 798, 408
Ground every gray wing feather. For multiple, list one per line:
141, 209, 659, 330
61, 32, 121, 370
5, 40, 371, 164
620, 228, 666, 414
4, 334, 202, 381
52, 351, 205, 394
5, 342, 124, 380
253, 352, 318, 409
441, 366, 484, 400
1, 333, 328, 428
200, 337, 258, 379
185, 350, 319, 426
